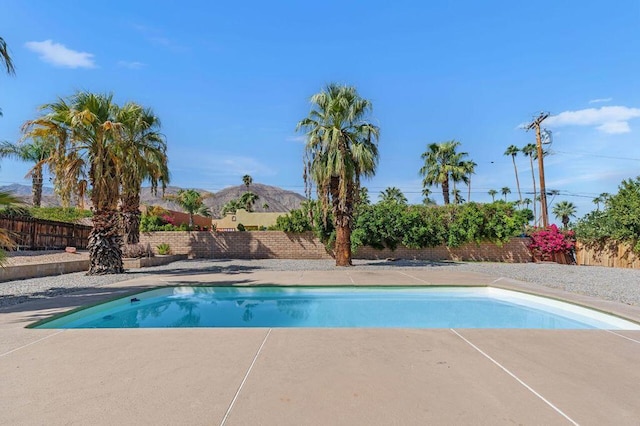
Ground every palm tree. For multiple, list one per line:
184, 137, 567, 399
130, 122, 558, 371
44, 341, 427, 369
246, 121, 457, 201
501, 186, 511, 201
168, 189, 209, 227
504, 145, 522, 202
262, 202, 269, 210
521, 143, 537, 224
452, 188, 465, 204
462, 160, 477, 202
116, 103, 169, 244
240, 191, 259, 212
422, 187, 436, 205
242, 174, 252, 188
297, 83, 379, 266
380, 187, 407, 205
488, 189, 498, 202
0, 137, 54, 206
523, 198, 532, 209
593, 192, 610, 211
0, 37, 15, 76
552, 201, 577, 229
420, 140, 469, 205
25, 92, 125, 274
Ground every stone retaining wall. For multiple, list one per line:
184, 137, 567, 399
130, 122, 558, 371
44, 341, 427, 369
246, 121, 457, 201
139, 231, 531, 262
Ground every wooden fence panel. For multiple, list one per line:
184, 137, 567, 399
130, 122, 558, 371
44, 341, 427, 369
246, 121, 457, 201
0, 216, 92, 250
575, 241, 640, 269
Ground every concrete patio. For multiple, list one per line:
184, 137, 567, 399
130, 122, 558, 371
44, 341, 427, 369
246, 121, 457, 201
1, 267, 640, 425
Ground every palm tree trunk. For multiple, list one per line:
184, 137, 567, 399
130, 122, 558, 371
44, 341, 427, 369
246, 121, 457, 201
467, 176, 471, 202
121, 193, 141, 244
331, 176, 353, 266
88, 209, 124, 275
442, 176, 450, 205
529, 157, 537, 226
32, 165, 43, 207
512, 156, 522, 202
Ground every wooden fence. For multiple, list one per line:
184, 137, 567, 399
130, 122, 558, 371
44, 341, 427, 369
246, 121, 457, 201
575, 240, 640, 269
0, 216, 92, 250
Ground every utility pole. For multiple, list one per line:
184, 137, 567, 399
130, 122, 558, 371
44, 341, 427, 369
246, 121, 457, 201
526, 112, 550, 227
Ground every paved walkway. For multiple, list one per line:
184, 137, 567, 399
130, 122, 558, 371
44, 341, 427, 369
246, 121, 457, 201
1, 267, 640, 425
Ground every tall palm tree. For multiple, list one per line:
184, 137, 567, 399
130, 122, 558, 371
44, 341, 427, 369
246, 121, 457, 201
116, 103, 169, 244
488, 189, 498, 202
242, 174, 252, 188
379, 187, 407, 205
420, 140, 469, 205
25, 92, 125, 274
504, 145, 522, 202
168, 189, 209, 227
521, 143, 537, 223
523, 198, 532, 209
593, 192, 610, 211
462, 160, 477, 202
501, 186, 511, 201
0, 137, 54, 206
0, 37, 15, 76
422, 187, 436, 205
297, 83, 379, 266
552, 201, 577, 229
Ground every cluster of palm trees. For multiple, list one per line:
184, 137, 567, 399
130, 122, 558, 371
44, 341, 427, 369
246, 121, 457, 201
221, 174, 261, 215
419, 140, 476, 205
20, 91, 169, 274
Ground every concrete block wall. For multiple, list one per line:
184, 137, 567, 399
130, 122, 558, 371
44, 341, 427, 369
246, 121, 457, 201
139, 231, 531, 262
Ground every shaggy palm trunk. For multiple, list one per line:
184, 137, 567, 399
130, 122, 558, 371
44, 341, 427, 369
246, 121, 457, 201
121, 194, 141, 244
88, 209, 124, 275
442, 176, 451, 205
32, 166, 43, 207
331, 177, 354, 267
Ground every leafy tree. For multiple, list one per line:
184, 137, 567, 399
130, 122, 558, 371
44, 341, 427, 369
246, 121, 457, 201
242, 174, 253, 188
0, 137, 54, 206
488, 189, 498, 202
552, 201, 576, 229
25, 92, 125, 274
501, 186, 511, 201
521, 143, 538, 224
379, 187, 407, 205
504, 145, 522, 202
117, 103, 169, 244
167, 189, 210, 227
297, 83, 379, 266
420, 140, 470, 205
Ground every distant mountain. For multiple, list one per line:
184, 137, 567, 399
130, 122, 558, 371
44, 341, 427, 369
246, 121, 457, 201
141, 183, 306, 218
1, 183, 306, 217
0, 184, 58, 206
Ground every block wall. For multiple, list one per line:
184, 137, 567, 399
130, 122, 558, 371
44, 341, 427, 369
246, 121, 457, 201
139, 232, 531, 262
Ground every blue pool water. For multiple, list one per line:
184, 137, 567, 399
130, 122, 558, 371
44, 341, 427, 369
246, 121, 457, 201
34, 286, 640, 330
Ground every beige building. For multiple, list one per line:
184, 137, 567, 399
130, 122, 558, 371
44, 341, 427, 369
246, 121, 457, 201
212, 209, 283, 231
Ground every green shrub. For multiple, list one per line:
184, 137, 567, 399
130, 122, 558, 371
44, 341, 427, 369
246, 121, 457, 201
28, 207, 92, 223
237, 223, 246, 232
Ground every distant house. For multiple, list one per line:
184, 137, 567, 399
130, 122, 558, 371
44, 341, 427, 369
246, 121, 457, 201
140, 206, 212, 229
212, 209, 283, 231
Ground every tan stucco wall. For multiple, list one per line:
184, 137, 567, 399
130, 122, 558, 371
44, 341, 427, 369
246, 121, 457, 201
212, 209, 283, 230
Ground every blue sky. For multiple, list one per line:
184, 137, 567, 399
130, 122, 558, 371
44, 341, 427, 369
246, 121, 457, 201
1, 1, 639, 220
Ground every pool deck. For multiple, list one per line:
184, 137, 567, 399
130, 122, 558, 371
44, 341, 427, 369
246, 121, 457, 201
2, 267, 640, 425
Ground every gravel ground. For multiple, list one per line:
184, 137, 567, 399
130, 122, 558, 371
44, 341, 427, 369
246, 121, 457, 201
1, 255, 640, 309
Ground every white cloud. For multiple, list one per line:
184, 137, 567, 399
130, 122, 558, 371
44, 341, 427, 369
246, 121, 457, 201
588, 97, 612, 104
25, 40, 95, 68
117, 60, 145, 70
545, 106, 640, 134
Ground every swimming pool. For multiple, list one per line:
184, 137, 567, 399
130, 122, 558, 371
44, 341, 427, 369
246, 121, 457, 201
34, 286, 640, 330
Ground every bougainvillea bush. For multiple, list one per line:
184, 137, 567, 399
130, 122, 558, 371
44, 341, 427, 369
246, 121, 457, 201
527, 224, 575, 261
